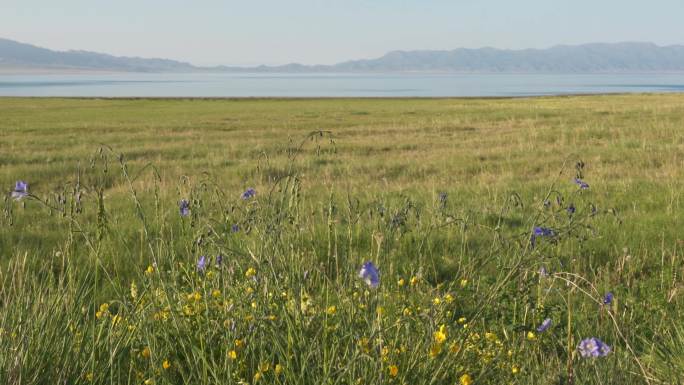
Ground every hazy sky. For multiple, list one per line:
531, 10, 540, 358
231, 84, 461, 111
2, 0, 683, 66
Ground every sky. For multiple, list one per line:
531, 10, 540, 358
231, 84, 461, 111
2, 0, 683, 66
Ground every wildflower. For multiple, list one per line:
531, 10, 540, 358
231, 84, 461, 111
567, 203, 576, 215
578, 337, 611, 357
397, 278, 405, 287
212, 289, 221, 298
11, 181, 29, 200
402, 308, 412, 316
215, 254, 223, 266
241, 188, 256, 200
388, 365, 399, 377
603, 292, 614, 305
141, 346, 151, 359
410, 276, 419, 286
253, 372, 262, 382
245, 267, 257, 278
539, 266, 548, 278
96, 303, 109, 318
485, 332, 497, 342
359, 262, 380, 288
85, 372, 94, 382
162, 360, 171, 369
537, 318, 552, 333
231, 224, 240, 232
574, 178, 589, 189
459, 373, 472, 385
259, 362, 270, 372
326, 306, 337, 315
444, 293, 454, 303
433, 324, 448, 344
533, 227, 555, 237
179, 199, 190, 217
145, 265, 154, 275
512, 365, 519, 374
275, 364, 283, 375
228, 350, 237, 360
526, 331, 536, 341
449, 342, 461, 353
429, 343, 442, 358
376, 306, 385, 317
266, 315, 277, 321
197, 255, 207, 272
234, 339, 245, 349
433, 297, 441, 305
458, 317, 467, 324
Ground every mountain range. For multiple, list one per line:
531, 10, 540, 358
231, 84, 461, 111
2, 38, 684, 73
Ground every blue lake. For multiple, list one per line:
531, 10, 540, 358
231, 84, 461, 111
0, 73, 683, 97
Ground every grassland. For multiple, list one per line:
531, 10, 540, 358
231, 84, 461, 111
1, 95, 683, 384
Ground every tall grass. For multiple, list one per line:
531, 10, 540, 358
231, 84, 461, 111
1, 96, 683, 384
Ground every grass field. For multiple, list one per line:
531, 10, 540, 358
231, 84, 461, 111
1, 95, 683, 384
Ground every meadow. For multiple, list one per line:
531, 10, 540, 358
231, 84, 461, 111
1, 94, 683, 384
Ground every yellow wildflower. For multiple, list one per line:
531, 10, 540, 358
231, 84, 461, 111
163, 360, 171, 369
397, 278, 405, 287
458, 317, 467, 324
141, 346, 151, 359
527, 331, 536, 341
449, 342, 460, 354
433, 297, 441, 305
402, 308, 412, 316
512, 365, 519, 374
253, 372, 261, 382
433, 324, 448, 344
234, 339, 245, 349
326, 306, 337, 315
145, 265, 154, 275
459, 373, 472, 385
144, 379, 154, 385
275, 364, 283, 375
410, 276, 419, 286
85, 372, 94, 382
376, 306, 385, 317
444, 293, 454, 303
228, 350, 237, 360
259, 362, 270, 372
388, 365, 399, 377
245, 267, 257, 278
485, 332, 497, 342
429, 343, 442, 358
212, 289, 221, 298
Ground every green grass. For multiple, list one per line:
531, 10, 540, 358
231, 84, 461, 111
1, 95, 683, 384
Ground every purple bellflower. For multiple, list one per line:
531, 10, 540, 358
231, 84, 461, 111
578, 337, 611, 358
11, 181, 29, 200
359, 261, 380, 288
241, 188, 256, 200
179, 199, 190, 217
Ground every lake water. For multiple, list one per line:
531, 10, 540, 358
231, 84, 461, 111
1, 73, 683, 97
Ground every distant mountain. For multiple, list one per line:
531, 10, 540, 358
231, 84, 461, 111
0, 38, 195, 72
2, 38, 684, 73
